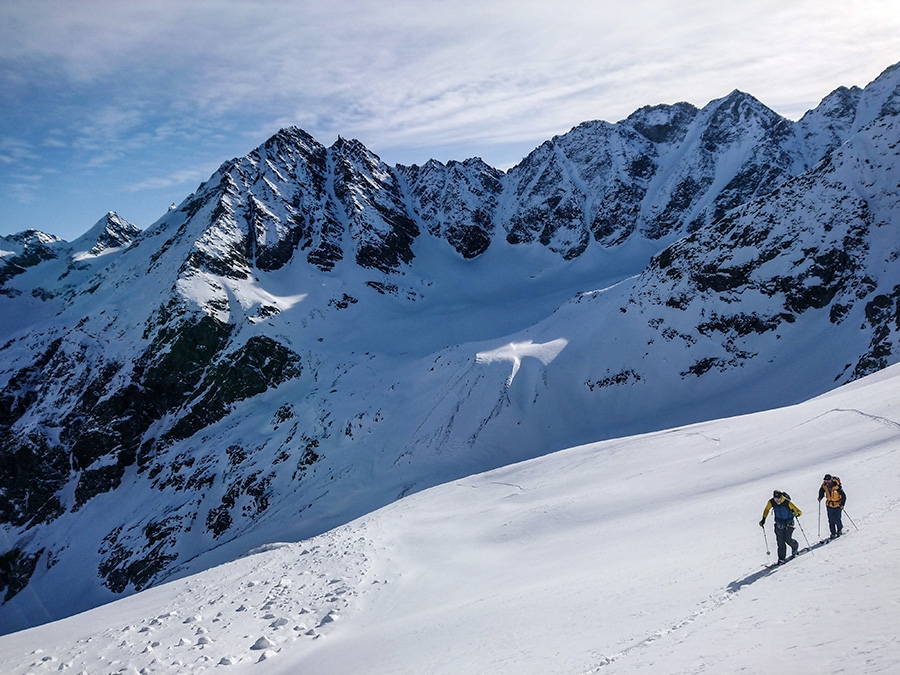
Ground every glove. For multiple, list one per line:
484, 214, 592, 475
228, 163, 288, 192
759, 519, 765, 527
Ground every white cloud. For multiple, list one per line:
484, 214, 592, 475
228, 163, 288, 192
2, 0, 899, 237
127, 167, 210, 193
7, 1, 900, 142
6, 171, 42, 204
0, 137, 38, 163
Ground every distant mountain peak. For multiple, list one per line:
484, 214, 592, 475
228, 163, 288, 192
2, 229, 62, 246
73, 211, 141, 256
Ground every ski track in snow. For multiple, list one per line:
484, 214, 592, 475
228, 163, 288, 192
580, 496, 900, 674
832, 407, 900, 430
581, 592, 737, 673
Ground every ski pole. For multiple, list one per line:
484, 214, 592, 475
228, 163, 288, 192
818, 500, 822, 538
842, 508, 859, 531
795, 517, 814, 554
762, 524, 770, 556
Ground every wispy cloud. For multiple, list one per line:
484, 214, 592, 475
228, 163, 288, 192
1, 0, 899, 238
127, 168, 210, 193
6, 171, 42, 204
6, 2, 900, 148
0, 137, 39, 163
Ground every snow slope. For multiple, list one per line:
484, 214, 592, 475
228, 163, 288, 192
2, 361, 898, 674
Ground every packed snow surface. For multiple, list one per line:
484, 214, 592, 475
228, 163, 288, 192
2, 360, 898, 674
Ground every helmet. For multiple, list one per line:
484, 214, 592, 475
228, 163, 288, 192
824, 474, 833, 481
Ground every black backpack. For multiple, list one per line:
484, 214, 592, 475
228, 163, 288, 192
770, 491, 791, 508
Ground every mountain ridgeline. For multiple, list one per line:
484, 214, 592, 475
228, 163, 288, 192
1, 62, 899, 632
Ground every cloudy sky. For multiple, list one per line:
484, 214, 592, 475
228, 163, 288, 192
2, 0, 898, 241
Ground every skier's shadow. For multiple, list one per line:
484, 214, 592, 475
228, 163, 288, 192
727, 539, 831, 593
726, 566, 778, 592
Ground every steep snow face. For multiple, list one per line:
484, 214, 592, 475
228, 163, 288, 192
632, 92, 900, 384
71, 212, 142, 259
795, 85, 863, 163
497, 89, 808, 258
166, 127, 341, 280
329, 136, 420, 273
2, 62, 900, 634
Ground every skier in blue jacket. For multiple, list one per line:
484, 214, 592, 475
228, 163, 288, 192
760, 490, 803, 563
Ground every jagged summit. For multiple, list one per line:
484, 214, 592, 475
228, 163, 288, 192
0, 230, 64, 292
623, 101, 699, 144
72, 211, 142, 256
1, 229, 62, 246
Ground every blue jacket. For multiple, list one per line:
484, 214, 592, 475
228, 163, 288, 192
762, 497, 802, 524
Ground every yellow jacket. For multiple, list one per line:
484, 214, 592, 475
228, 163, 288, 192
762, 496, 802, 523
819, 480, 845, 508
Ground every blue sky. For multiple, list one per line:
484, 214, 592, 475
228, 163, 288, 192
2, 0, 899, 241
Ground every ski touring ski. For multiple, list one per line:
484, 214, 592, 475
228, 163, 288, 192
818, 531, 849, 546
764, 546, 810, 569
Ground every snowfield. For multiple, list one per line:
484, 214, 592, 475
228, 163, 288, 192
2, 361, 898, 674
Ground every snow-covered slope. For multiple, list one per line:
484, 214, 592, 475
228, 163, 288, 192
1, 359, 898, 674
1, 61, 900, 634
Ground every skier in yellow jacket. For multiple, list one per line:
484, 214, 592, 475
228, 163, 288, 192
818, 474, 846, 539
759, 490, 803, 563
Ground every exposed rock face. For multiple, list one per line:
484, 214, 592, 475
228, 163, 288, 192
1, 62, 900, 633
84, 212, 143, 256
399, 158, 503, 259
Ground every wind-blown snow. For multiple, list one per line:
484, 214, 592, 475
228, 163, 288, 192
2, 362, 898, 674
476, 338, 568, 386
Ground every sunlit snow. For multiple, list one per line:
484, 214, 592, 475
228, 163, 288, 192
2, 363, 898, 674
476, 338, 568, 386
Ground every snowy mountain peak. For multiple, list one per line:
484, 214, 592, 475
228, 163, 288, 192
0, 230, 64, 291
623, 101, 699, 144
72, 211, 142, 257
1, 229, 62, 247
